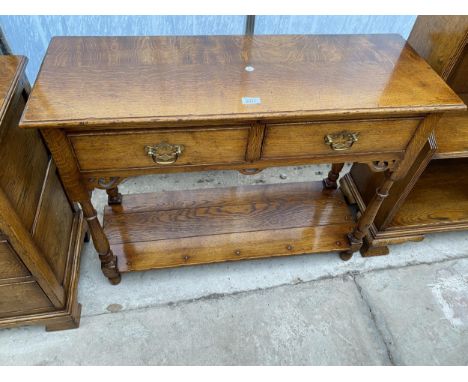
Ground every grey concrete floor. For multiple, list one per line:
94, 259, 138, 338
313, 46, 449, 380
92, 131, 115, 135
0, 165, 467, 365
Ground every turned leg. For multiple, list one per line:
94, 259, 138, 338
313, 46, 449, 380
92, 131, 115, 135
340, 175, 394, 261
106, 186, 122, 205
81, 200, 121, 284
40, 129, 121, 285
338, 114, 442, 261
323, 163, 345, 189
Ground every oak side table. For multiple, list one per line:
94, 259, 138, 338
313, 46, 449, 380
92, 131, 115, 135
20, 35, 465, 285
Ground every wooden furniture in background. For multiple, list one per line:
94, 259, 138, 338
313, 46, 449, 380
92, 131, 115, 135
19, 35, 464, 284
341, 16, 468, 256
0, 55, 86, 331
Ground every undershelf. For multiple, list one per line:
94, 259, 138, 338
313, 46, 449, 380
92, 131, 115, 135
388, 158, 468, 232
102, 182, 355, 273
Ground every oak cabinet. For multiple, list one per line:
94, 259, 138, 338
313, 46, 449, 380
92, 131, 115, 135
0, 55, 86, 331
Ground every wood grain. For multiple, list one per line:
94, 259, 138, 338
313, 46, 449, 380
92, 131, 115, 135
408, 16, 468, 80
20, 35, 464, 129
450, 45, 468, 93
106, 181, 341, 215
0, 240, 30, 280
0, 55, 86, 330
434, 93, 468, 157
21, 33, 466, 279
114, 225, 354, 272
32, 160, 74, 284
343, 16, 468, 254
104, 182, 353, 244
69, 126, 249, 171
0, 280, 54, 318
0, 69, 49, 230
262, 118, 420, 159
389, 159, 468, 229
103, 182, 354, 272
0, 55, 27, 122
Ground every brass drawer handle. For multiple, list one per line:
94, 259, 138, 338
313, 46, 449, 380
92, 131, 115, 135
324, 131, 359, 151
145, 142, 184, 165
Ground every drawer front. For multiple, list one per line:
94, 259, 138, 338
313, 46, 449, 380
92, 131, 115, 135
0, 280, 53, 318
435, 107, 468, 156
0, 240, 30, 280
70, 127, 250, 171
261, 118, 421, 160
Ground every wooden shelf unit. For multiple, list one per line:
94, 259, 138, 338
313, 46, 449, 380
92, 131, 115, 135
341, 16, 468, 256
103, 182, 355, 272
388, 158, 468, 233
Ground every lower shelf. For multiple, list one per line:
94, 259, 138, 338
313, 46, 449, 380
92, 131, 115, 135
102, 182, 355, 273
388, 158, 468, 233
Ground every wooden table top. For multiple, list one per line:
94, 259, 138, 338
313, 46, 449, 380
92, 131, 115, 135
20, 35, 465, 129
0, 55, 26, 123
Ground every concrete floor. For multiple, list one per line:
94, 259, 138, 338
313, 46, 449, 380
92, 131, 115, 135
0, 165, 467, 365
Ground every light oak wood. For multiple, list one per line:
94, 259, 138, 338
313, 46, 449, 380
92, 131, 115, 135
450, 47, 468, 94
40, 128, 121, 285
104, 184, 353, 244
19, 35, 465, 282
407, 16, 468, 81
32, 161, 74, 284
21, 35, 464, 129
389, 159, 468, 230
69, 126, 250, 171
434, 93, 468, 158
342, 16, 468, 255
262, 118, 421, 159
0, 280, 54, 319
114, 225, 354, 272
0, 55, 86, 331
0, 240, 30, 280
0, 62, 49, 230
103, 182, 354, 272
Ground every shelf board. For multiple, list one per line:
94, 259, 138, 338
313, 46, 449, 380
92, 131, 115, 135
103, 182, 355, 273
388, 158, 468, 231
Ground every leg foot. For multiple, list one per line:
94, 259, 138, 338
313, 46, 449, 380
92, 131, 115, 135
106, 187, 122, 205
360, 241, 390, 257
340, 231, 363, 261
45, 303, 82, 332
323, 163, 345, 189
108, 274, 122, 285
100, 251, 121, 285
339, 251, 353, 261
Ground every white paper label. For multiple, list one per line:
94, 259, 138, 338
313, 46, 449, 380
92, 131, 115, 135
242, 97, 261, 105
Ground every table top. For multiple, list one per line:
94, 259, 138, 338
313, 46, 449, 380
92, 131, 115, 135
0, 55, 26, 124
20, 35, 465, 129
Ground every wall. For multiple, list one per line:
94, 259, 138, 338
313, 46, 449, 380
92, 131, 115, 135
0, 15, 416, 83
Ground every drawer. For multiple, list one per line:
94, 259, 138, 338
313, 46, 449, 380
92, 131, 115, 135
261, 118, 421, 160
0, 240, 30, 280
0, 280, 54, 318
70, 127, 250, 171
